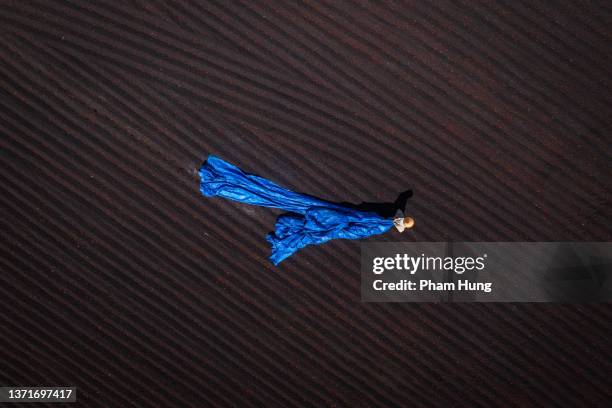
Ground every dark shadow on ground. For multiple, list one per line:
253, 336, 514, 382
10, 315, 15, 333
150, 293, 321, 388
340, 190, 413, 218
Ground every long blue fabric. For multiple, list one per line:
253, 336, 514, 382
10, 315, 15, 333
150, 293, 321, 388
199, 156, 393, 264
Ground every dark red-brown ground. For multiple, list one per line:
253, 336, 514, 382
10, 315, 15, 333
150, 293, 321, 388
1, 1, 611, 407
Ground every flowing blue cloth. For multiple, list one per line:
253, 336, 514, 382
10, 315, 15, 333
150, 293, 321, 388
199, 156, 393, 264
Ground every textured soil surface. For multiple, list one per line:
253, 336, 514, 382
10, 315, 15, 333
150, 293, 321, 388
1, 1, 611, 407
